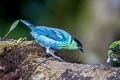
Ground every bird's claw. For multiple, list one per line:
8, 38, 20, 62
50, 56, 64, 62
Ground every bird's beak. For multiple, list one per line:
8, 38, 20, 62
79, 47, 85, 53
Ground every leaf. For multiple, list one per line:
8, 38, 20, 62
2, 20, 20, 40
9, 20, 19, 31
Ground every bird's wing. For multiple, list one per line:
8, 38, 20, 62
31, 26, 71, 42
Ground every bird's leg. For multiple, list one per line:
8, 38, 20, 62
46, 47, 64, 61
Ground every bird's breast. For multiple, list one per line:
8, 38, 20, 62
60, 42, 78, 50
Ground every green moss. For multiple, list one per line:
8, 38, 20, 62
0, 41, 15, 55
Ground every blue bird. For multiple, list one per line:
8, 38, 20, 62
20, 20, 84, 61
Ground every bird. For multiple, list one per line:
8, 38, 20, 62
20, 19, 84, 61
107, 40, 120, 64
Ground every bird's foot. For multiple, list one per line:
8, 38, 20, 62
46, 47, 64, 62
49, 54, 64, 62
55, 56, 64, 62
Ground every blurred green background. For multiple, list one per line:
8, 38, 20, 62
0, 0, 120, 64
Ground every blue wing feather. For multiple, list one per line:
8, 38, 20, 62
31, 26, 71, 42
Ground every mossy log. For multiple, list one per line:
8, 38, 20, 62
0, 40, 119, 80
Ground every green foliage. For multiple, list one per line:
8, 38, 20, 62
9, 20, 19, 32
0, 41, 15, 55
2, 20, 19, 40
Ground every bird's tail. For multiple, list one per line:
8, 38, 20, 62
20, 19, 34, 29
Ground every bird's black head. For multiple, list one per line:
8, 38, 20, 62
73, 37, 85, 52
